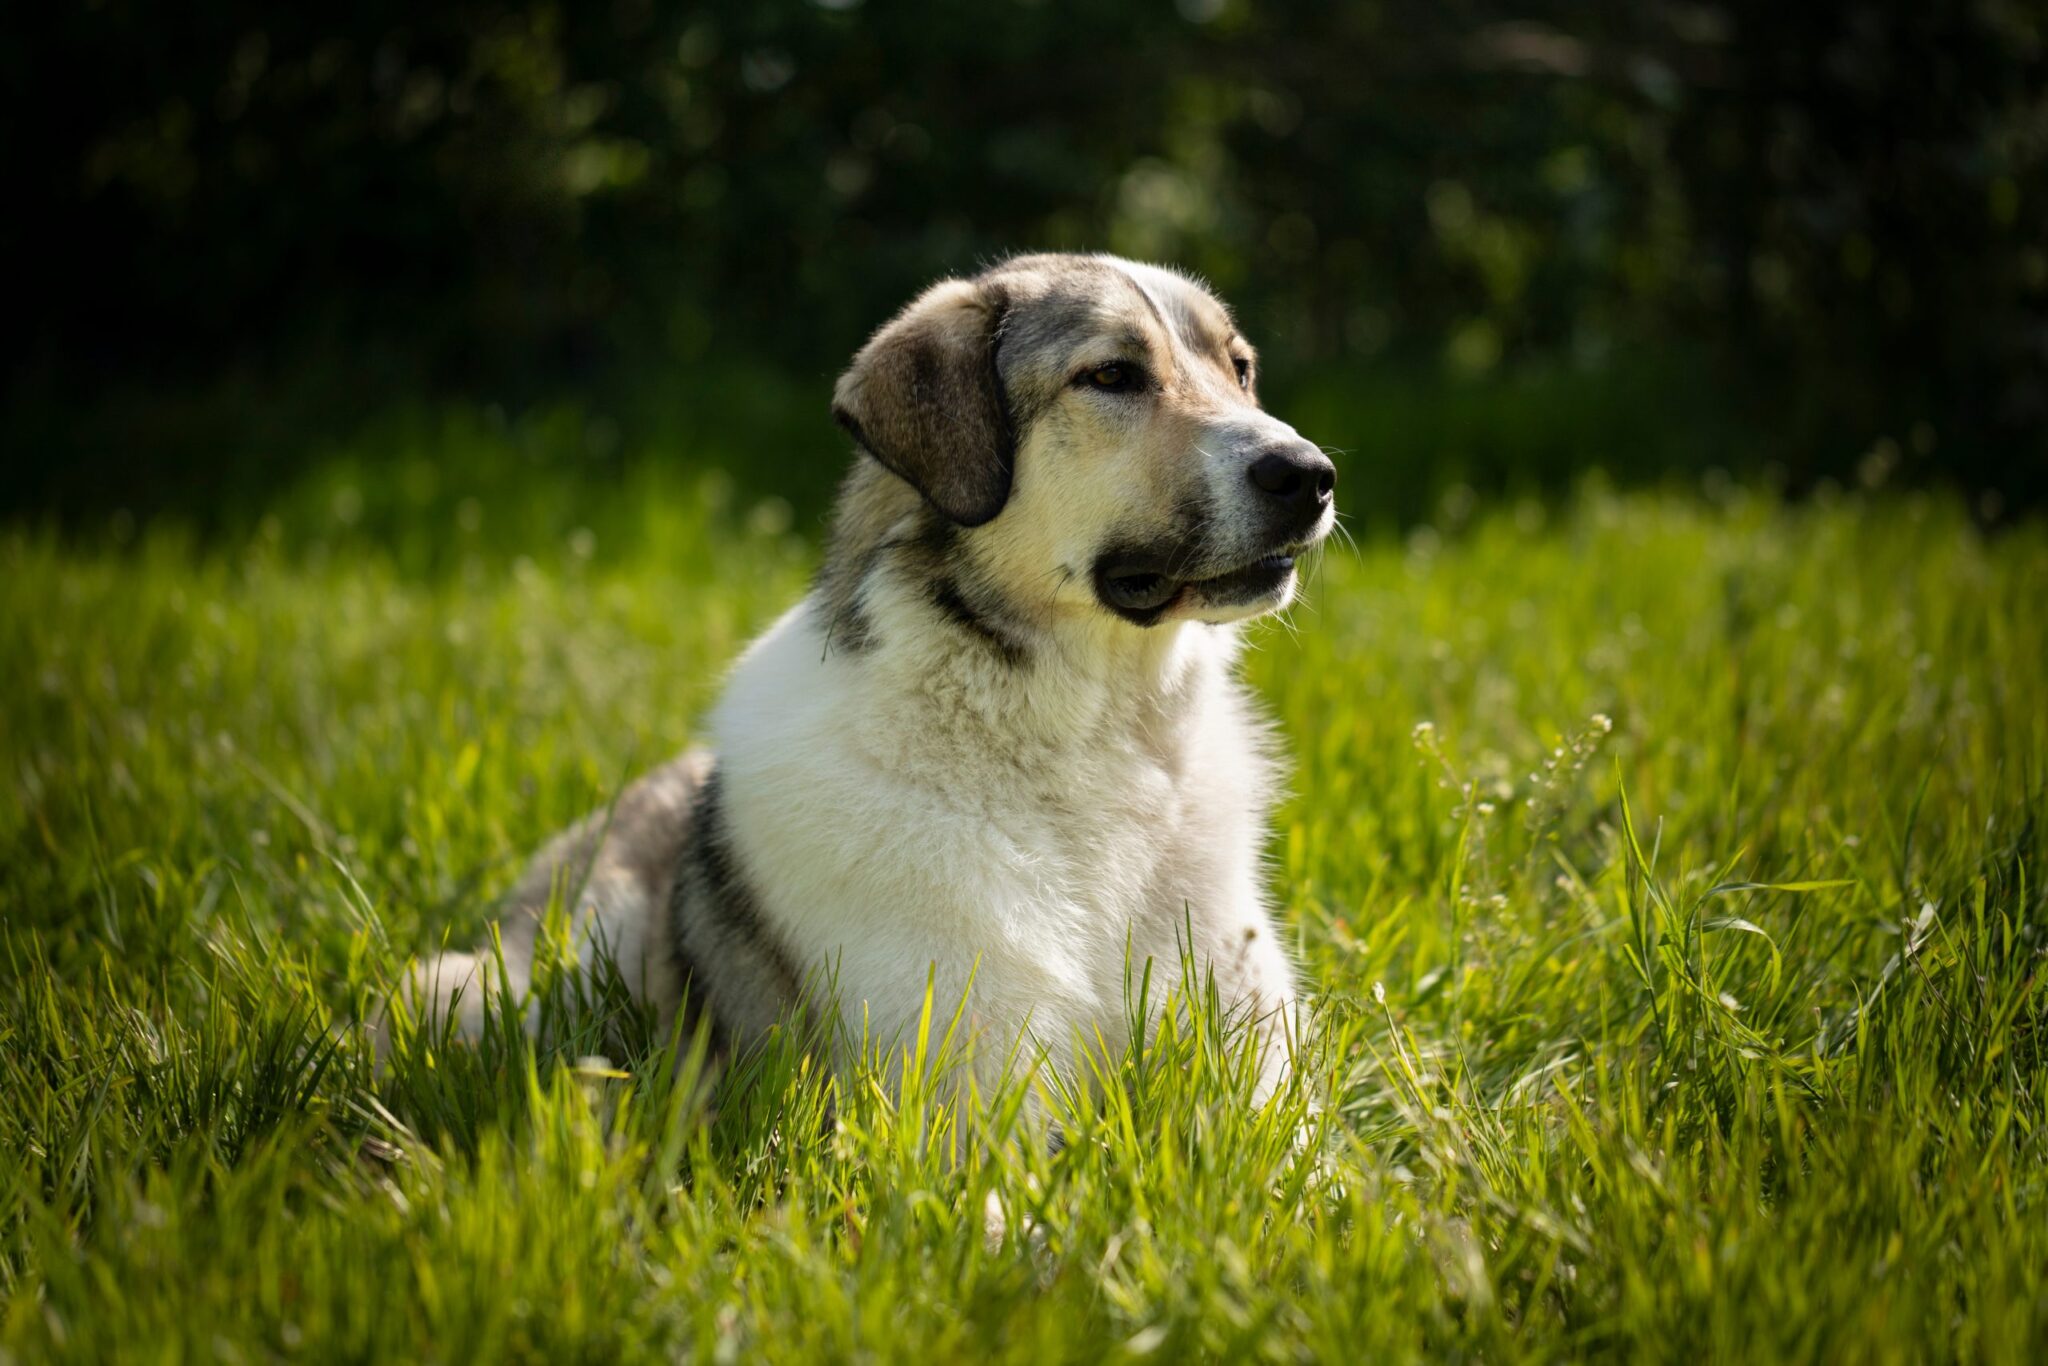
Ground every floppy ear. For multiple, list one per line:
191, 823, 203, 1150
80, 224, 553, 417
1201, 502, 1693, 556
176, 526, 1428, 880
831, 278, 1013, 526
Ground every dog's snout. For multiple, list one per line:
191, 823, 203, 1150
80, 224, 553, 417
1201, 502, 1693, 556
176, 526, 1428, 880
1247, 444, 1336, 514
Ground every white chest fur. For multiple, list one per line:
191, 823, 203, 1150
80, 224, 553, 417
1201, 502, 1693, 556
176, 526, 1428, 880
707, 590, 1293, 1082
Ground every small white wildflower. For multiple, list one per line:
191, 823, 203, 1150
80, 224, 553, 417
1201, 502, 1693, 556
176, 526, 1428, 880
1373, 981, 1387, 1005
1591, 713, 1614, 734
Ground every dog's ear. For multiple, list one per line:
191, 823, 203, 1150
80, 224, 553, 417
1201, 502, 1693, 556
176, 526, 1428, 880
832, 278, 1013, 527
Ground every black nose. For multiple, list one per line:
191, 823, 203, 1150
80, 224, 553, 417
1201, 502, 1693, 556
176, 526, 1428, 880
1248, 445, 1336, 513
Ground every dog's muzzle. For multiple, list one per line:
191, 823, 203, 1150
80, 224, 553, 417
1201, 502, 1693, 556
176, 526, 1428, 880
1092, 438, 1336, 626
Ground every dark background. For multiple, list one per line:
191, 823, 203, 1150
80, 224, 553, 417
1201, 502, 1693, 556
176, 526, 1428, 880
6, 1, 2044, 534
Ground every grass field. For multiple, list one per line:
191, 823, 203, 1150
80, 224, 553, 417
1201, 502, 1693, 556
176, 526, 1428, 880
3, 455, 2044, 1361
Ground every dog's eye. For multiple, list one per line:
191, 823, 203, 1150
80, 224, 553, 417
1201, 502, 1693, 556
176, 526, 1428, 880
1233, 356, 1251, 389
1080, 363, 1142, 394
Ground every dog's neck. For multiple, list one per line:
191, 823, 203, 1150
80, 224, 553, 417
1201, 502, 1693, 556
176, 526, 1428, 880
812, 475, 1232, 771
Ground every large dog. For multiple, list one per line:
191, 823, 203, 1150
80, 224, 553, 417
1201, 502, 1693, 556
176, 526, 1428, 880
401, 253, 1336, 1100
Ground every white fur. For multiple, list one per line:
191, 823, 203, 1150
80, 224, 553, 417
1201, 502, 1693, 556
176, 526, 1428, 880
714, 587, 1296, 1093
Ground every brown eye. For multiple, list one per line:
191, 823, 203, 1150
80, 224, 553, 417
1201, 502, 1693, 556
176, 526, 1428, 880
1233, 356, 1251, 389
1080, 363, 1143, 393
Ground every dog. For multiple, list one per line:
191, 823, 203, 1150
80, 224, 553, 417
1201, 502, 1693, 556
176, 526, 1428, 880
398, 253, 1337, 1105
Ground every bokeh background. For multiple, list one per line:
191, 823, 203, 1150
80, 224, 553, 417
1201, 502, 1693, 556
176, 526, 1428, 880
6, 1, 2044, 533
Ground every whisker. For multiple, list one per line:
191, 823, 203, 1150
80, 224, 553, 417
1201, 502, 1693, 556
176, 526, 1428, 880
1328, 510, 1361, 556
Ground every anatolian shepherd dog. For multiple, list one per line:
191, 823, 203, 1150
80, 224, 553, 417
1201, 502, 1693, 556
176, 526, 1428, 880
398, 253, 1337, 1103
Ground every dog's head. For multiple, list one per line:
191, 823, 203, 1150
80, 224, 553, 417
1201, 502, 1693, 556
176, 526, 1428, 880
832, 253, 1334, 629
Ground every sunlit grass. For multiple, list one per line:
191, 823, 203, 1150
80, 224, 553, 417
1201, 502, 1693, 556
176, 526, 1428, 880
3, 472, 2043, 1360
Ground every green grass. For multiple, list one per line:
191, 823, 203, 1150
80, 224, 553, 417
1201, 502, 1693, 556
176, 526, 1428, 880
3, 459, 2044, 1361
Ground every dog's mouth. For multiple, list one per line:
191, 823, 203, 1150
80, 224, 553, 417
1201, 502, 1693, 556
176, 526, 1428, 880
1095, 549, 1302, 624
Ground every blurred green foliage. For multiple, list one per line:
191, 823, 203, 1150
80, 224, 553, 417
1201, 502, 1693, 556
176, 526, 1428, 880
5, 1, 2044, 522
